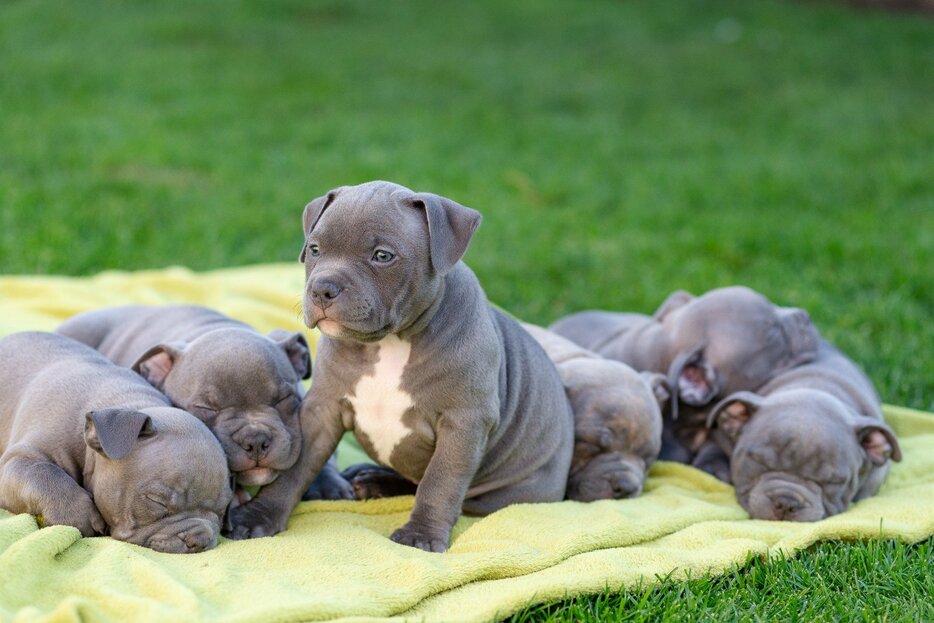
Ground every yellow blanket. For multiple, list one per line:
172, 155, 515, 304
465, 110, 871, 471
1, 265, 932, 623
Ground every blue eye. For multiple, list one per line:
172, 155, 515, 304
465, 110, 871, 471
372, 249, 394, 263
308, 244, 320, 258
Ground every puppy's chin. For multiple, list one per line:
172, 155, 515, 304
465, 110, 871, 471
316, 319, 343, 337
236, 467, 278, 487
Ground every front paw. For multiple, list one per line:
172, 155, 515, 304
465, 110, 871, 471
341, 464, 418, 500
226, 499, 289, 540
390, 522, 449, 553
44, 495, 107, 537
303, 470, 355, 501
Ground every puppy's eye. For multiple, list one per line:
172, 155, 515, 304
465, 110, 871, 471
308, 244, 320, 258
372, 249, 394, 263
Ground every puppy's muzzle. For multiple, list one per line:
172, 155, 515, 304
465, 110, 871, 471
235, 427, 272, 461
310, 278, 344, 309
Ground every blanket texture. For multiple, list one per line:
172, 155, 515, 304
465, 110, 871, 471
1, 265, 932, 623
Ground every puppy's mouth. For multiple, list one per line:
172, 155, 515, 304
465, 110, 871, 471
307, 305, 389, 342
236, 467, 278, 487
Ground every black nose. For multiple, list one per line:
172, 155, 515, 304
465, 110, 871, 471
772, 493, 804, 517
311, 278, 343, 308
239, 429, 272, 460
609, 474, 640, 499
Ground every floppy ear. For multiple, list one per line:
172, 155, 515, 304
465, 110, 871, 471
84, 409, 157, 460
777, 306, 820, 366
299, 187, 346, 262
855, 419, 902, 466
640, 371, 670, 410
268, 330, 312, 380
706, 391, 763, 441
131, 343, 185, 389
653, 290, 694, 321
409, 192, 482, 275
665, 343, 709, 419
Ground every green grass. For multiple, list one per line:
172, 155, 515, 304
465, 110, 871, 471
1, 0, 931, 620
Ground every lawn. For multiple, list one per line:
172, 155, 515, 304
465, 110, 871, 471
1, 0, 932, 620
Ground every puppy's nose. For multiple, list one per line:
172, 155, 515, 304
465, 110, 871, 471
609, 474, 640, 499
239, 429, 272, 461
183, 530, 215, 553
311, 278, 343, 309
771, 493, 804, 518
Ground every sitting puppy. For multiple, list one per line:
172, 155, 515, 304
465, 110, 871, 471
550, 287, 820, 475
705, 340, 900, 521
228, 180, 575, 552
0, 332, 231, 552
521, 323, 664, 501
57, 305, 351, 500
341, 324, 666, 503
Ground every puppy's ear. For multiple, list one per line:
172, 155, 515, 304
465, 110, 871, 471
855, 419, 902, 466
131, 343, 185, 389
640, 371, 670, 410
777, 306, 820, 367
268, 329, 312, 380
84, 409, 157, 460
409, 192, 482, 275
653, 290, 694, 321
299, 187, 346, 261
706, 391, 763, 441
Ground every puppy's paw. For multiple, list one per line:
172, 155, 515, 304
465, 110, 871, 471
341, 464, 418, 500
44, 494, 107, 537
303, 471, 355, 501
225, 500, 288, 540
390, 522, 449, 553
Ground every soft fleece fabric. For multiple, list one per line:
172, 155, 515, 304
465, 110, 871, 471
0, 265, 931, 623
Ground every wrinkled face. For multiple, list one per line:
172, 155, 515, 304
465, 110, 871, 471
664, 287, 816, 406
301, 184, 438, 343
92, 409, 232, 553
731, 402, 866, 521
566, 374, 662, 502
161, 332, 303, 487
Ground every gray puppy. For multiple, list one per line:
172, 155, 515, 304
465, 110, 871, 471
550, 287, 820, 472
521, 323, 664, 501
705, 340, 900, 521
57, 305, 351, 500
228, 180, 574, 552
0, 332, 232, 552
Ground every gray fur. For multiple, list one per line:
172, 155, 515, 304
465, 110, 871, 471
229, 180, 574, 552
0, 332, 231, 552
56, 305, 351, 500
550, 287, 820, 472
521, 323, 662, 501
706, 340, 899, 521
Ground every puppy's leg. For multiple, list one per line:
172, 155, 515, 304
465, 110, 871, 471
302, 455, 355, 501
691, 441, 732, 483
340, 464, 418, 500
0, 450, 106, 537
390, 409, 491, 553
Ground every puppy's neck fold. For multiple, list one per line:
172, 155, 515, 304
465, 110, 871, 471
396, 277, 446, 340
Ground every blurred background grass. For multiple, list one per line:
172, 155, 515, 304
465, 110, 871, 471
1, 0, 931, 619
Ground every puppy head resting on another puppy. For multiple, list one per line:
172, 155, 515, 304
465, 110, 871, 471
84, 406, 232, 553
563, 361, 665, 501
298, 181, 481, 342
656, 287, 819, 411
130, 328, 309, 487
707, 389, 901, 521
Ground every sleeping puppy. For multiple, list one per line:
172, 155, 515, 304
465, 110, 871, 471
521, 323, 664, 501
550, 287, 820, 470
228, 180, 575, 551
0, 332, 231, 552
56, 305, 352, 501
705, 340, 900, 521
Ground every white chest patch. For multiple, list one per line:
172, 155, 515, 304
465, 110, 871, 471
346, 335, 415, 465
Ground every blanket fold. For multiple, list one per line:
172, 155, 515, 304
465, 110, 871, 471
1, 265, 931, 623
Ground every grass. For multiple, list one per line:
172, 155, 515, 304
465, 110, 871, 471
1, 0, 931, 620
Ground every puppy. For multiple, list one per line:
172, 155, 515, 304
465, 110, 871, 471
228, 180, 575, 552
57, 305, 352, 500
0, 332, 231, 552
550, 287, 820, 471
706, 340, 900, 521
521, 323, 664, 501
